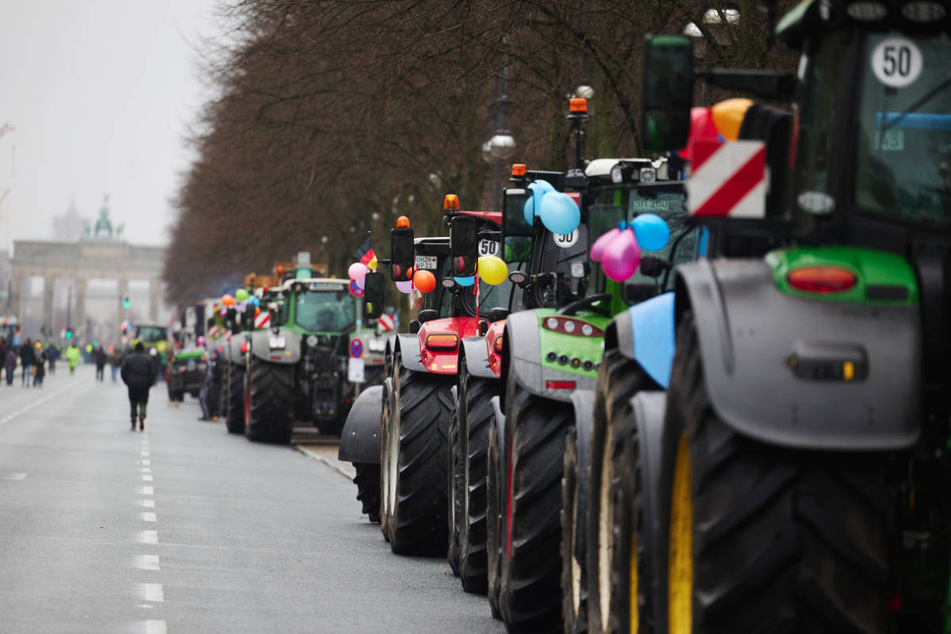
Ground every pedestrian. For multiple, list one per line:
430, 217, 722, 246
94, 345, 107, 382
198, 351, 220, 421
33, 346, 46, 388
65, 344, 81, 375
109, 346, 122, 382
121, 342, 157, 431
4, 348, 16, 386
47, 344, 58, 374
19, 338, 35, 388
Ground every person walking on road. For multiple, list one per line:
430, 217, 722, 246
19, 338, 36, 388
65, 344, 81, 375
108, 347, 122, 382
94, 345, 107, 382
47, 344, 58, 374
4, 348, 16, 386
198, 351, 220, 421
33, 345, 46, 388
121, 342, 157, 431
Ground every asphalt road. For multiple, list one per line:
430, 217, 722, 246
0, 365, 505, 633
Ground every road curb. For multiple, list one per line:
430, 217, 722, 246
297, 444, 356, 480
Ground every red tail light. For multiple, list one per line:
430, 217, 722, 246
787, 266, 857, 293
546, 380, 576, 390
493, 336, 503, 354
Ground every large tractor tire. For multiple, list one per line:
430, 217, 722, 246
457, 362, 496, 595
225, 365, 246, 434
381, 354, 453, 555
353, 462, 381, 523
561, 427, 589, 634
486, 407, 504, 621
448, 394, 462, 575
661, 312, 888, 633
499, 374, 573, 633
380, 376, 394, 541
244, 357, 295, 444
585, 349, 658, 633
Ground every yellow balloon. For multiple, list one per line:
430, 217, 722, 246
711, 98, 754, 142
478, 255, 508, 286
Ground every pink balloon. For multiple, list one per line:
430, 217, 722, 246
395, 280, 414, 294
676, 107, 721, 161
602, 229, 641, 282
348, 262, 370, 281
590, 227, 621, 262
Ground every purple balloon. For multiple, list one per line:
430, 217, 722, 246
395, 280, 415, 294
590, 227, 621, 262
602, 229, 641, 282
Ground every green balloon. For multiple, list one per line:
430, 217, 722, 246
235, 289, 250, 302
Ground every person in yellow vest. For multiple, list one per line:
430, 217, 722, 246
65, 344, 81, 375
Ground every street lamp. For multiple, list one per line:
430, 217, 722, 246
483, 66, 516, 211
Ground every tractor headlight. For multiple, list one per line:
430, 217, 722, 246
368, 339, 386, 352
269, 335, 286, 350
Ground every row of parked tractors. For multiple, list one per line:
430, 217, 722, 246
338, 3, 951, 633
191, 256, 386, 444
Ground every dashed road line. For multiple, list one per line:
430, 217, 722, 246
139, 583, 164, 602
140, 531, 158, 545
135, 555, 160, 571
141, 500, 155, 508
144, 620, 167, 634
0, 383, 79, 426
142, 474, 153, 482
141, 512, 157, 522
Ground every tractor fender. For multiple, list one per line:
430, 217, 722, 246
675, 258, 921, 451
568, 389, 595, 557
504, 310, 597, 404
224, 333, 247, 365
610, 292, 676, 389
461, 337, 495, 379
248, 328, 302, 364
338, 385, 383, 464
394, 333, 428, 373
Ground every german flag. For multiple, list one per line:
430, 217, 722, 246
354, 232, 378, 271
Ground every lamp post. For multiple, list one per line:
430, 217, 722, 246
483, 66, 516, 211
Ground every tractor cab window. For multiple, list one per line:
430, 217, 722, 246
135, 326, 167, 342
530, 222, 589, 307
418, 255, 450, 318
628, 186, 695, 292
459, 267, 517, 316
854, 31, 951, 228
296, 290, 356, 332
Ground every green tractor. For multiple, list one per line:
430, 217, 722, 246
589, 5, 951, 633
243, 256, 358, 442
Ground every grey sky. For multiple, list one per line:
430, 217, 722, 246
0, 0, 221, 249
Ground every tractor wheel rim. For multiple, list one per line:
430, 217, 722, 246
570, 482, 582, 615
668, 432, 693, 634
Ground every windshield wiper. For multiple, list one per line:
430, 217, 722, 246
882, 71, 951, 133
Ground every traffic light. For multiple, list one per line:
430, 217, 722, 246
65, 329, 72, 340
123, 296, 130, 308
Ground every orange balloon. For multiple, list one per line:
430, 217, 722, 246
396, 215, 411, 228
711, 98, 754, 142
413, 269, 436, 293
222, 294, 235, 307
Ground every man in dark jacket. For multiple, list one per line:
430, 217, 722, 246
121, 342, 157, 431
19, 338, 36, 388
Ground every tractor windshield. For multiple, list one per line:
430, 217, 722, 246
854, 31, 951, 228
136, 326, 167, 342
627, 185, 695, 292
296, 290, 355, 332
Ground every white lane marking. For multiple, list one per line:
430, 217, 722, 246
140, 583, 164, 602
141, 451, 150, 458
141, 500, 155, 508
135, 555, 160, 571
142, 474, 153, 482
0, 472, 26, 480
142, 467, 152, 474
145, 620, 167, 634
142, 512, 157, 522
141, 460, 151, 466
141, 531, 158, 544
140, 486, 154, 495
0, 383, 78, 426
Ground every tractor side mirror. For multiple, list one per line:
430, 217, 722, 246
450, 215, 479, 278
390, 227, 415, 282
502, 187, 533, 264
642, 35, 694, 153
363, 272, 385, 321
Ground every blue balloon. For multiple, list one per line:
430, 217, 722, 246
523, 179, 556, 225
454, 275, 476, 287
249, 296, 261, 307
539, 191, 581, 235
632, 213, 670, 251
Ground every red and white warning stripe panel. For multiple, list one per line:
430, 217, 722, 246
254, 312, 271, 329
378, 313, 395, 332
686, 139, 766, 218
207, 325, 221, 339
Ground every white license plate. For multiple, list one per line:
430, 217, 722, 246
415, 255, 437, 270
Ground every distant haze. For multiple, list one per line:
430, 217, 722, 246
0, 0, 220, 249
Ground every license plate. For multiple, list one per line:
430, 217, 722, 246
415, 255, 437, 270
